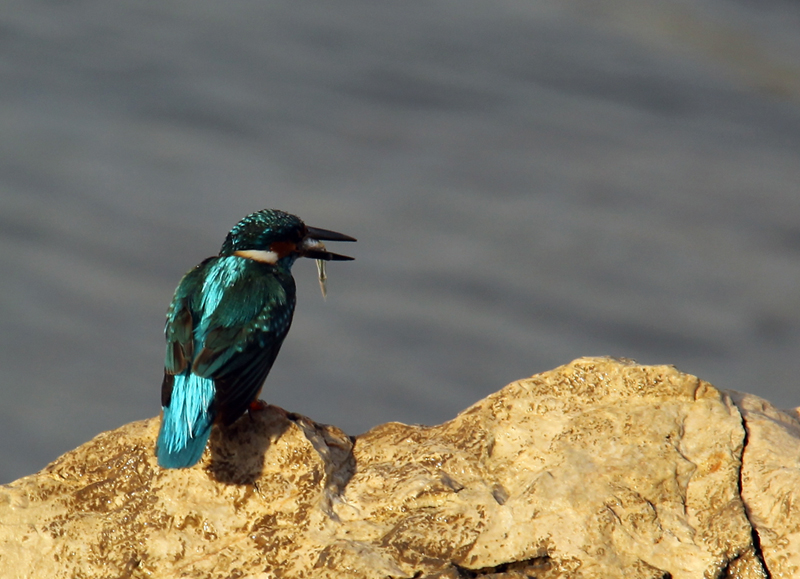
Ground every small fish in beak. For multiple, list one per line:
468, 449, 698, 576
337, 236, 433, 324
301, 225, 356, 299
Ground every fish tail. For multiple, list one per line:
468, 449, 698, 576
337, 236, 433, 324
156, 373, 215, 468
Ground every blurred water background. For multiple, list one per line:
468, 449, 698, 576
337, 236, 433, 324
2, 0, 800, 483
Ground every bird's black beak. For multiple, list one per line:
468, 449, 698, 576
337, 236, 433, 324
302, 226, 356, 261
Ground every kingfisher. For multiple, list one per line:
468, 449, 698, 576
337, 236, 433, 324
156, 209, 355, 469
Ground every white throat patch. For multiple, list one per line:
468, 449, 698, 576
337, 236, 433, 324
233, 249, 279, 264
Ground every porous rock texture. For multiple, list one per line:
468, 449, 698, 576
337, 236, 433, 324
1, 357, 799, 579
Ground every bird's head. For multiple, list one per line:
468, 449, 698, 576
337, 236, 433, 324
219, 209, 355, 267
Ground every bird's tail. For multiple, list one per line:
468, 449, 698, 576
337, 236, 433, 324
156, 373, 215, 468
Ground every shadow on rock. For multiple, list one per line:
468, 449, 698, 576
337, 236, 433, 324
208, 403, 292, 485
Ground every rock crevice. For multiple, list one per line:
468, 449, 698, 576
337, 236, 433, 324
730, 400, 772, 579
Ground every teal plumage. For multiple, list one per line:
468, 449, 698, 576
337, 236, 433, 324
156, 209, 355, 469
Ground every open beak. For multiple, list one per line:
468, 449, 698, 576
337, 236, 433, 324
302, 226, 356, 261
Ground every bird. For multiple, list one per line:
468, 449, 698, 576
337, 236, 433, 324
155, 209, 355, 469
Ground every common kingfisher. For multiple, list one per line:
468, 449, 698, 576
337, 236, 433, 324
156, 209, 355, 468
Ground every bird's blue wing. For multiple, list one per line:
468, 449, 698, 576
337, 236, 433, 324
158, 258, 217, 468
161, 259, 213, 407
192, 265, 296, 425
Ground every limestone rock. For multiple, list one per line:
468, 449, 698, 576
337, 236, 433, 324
1, 357, 798, 578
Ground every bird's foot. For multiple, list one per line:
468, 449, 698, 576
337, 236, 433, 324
248, 399, 269, 413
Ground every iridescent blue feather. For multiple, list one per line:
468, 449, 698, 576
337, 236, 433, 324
157, 374, 215, 468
